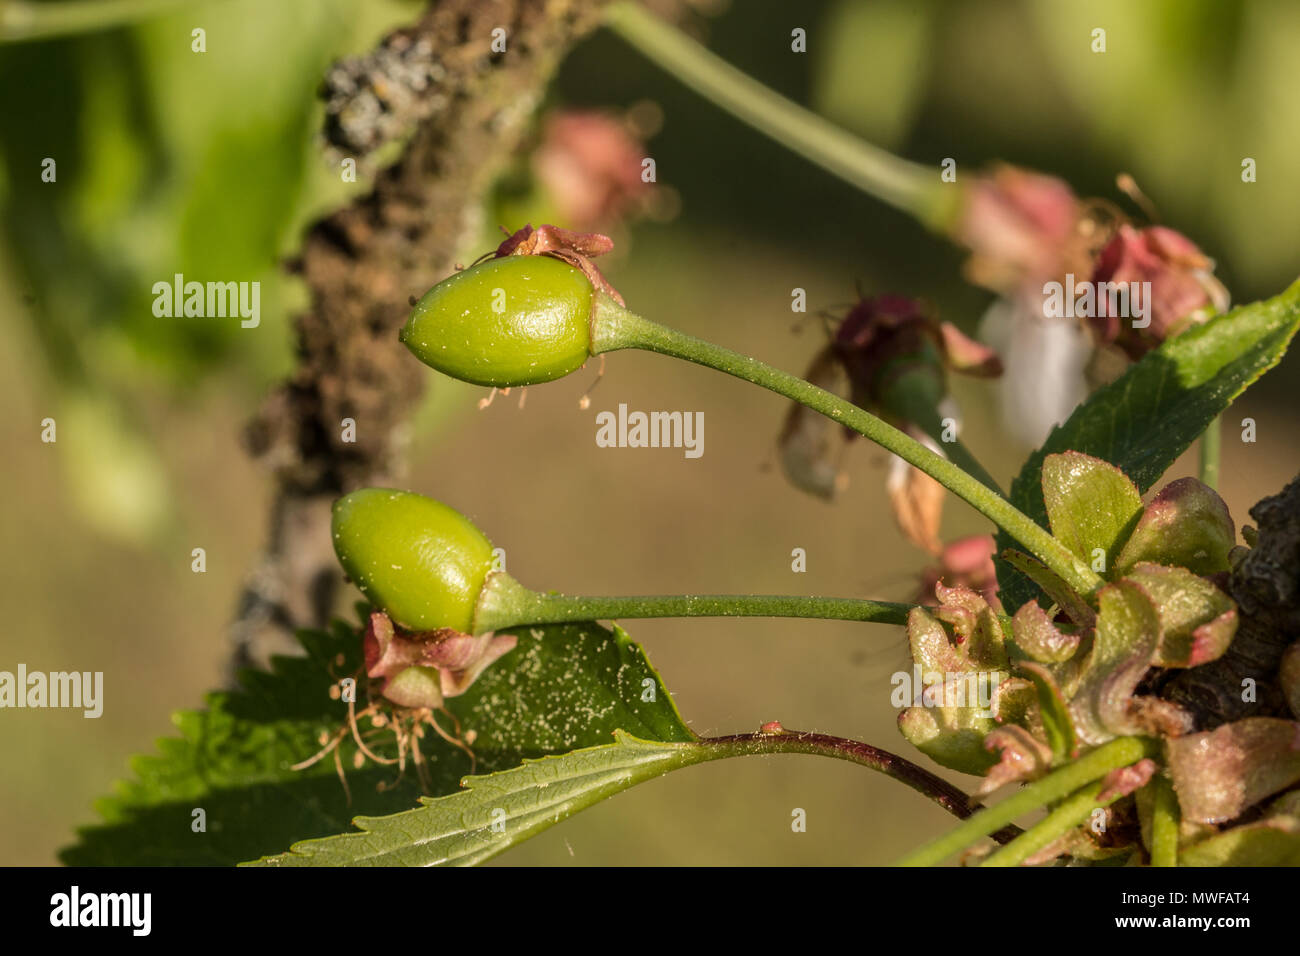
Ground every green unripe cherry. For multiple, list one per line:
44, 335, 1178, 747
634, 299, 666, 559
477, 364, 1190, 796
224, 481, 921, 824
401, 255, 596, 387
331, 488, 496, 633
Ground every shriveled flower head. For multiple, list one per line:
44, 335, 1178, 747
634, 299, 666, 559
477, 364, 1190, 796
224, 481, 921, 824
780, 294, 1000, 553
831, 295, 1002, 417
363, 611, 516, 710
1089, 224, 1230, 359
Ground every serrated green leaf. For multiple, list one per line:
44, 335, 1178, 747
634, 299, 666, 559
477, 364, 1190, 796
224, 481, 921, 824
996, 280, 1300, 611
248, 731, 716, 866
62, 617, 689, 866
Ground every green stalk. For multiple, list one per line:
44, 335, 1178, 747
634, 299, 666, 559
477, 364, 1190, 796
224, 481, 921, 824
602, 2, 954, 230
1199, 415, 1221, 490
1149, 775, 1180, 867
981, 779, 1118, 867
593, 305, 1102, 597
474, 571, 912, 634
880, 375, 1004, 495
0, 0, 197, 41
894, 737, 1156, 866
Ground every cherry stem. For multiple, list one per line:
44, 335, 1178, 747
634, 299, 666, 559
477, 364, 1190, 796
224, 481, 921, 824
603, 2, 954, 230
474, 571, 913, 634
0, 0, 192, 41
593, 304, 1103, 597
1148, 775, 1180, 867
697, 729, 1021, 844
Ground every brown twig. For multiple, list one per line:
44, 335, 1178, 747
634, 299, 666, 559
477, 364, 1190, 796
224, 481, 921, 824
229, 0, 612, 678
700, 728, 1023, 845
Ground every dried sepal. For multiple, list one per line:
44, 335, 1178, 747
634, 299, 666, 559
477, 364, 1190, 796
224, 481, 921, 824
887, 447, 947, 556
493, 223, 625, 305
363, 610, 517, 709
976, 725, 1054, 795
777, 346, 851, 500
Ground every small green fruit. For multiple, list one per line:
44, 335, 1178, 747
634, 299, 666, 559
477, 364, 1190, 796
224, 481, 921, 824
401, 255, 595, 387
331, 488, 496, 633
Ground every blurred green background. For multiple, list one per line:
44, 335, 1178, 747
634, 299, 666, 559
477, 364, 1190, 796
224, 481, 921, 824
1, 0, 1298, 865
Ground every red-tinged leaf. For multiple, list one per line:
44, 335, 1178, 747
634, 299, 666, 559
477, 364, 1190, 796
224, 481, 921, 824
1115, 477, 1236, 575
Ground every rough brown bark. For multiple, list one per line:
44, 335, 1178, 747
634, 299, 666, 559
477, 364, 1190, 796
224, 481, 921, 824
1158, 472, 1300, 729
232, 0, 611, 675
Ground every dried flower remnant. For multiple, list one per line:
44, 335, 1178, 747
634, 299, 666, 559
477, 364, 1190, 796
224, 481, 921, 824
917, 534, 1001, 610
956, 164, 1119, 447
779, 294, 1001, 551
490, 222, 625, 305
363, 611, 517, 708
1088, 225, 1231, 360
956, 164, 1084, 297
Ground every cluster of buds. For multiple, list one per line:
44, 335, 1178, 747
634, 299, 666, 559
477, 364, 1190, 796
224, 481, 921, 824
899, 452, 1300, 864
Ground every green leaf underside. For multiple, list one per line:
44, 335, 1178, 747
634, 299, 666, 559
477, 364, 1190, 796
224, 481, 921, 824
249, 732, 713, 866
996, 281, 1300, 611
62, 615, 689, 866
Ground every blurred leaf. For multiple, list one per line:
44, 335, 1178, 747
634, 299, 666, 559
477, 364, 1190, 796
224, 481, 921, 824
996, 279, 1300, 611
0, 0, 366, 387
62, 614, 690, 865
58, 389, 171, 544
249, 731, 707, 866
